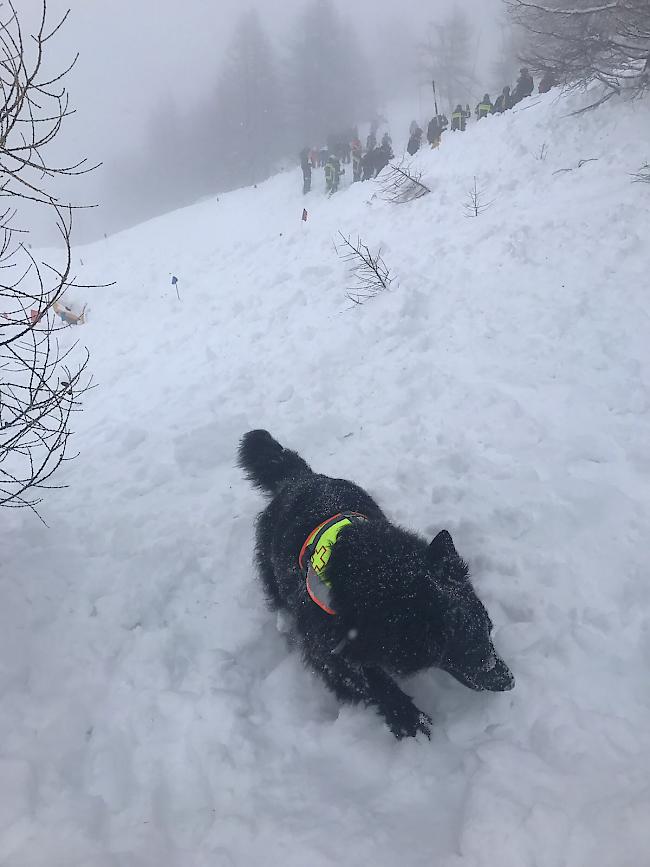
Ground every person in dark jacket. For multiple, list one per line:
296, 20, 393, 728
300, 147, 312, 194
538, 70, 556, 94
475, 94, 493, 119
427, 114, 448, 148
407, 124, 423, 155
492, 86, 511, 114
511, 67, 534, 105
361, 147, 374, 181
374, 140, 393, 176
359, 141, 393, 180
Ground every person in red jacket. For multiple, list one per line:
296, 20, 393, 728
539, 70, 557, 94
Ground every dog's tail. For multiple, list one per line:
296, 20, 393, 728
238, 430, 312, 496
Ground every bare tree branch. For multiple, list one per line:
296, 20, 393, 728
552, 157, 599, 173
335, 232, 395, 306
0, 1, 100, 517
512, 2, 618, 14
380, 162, 432, 204
507, 0, 650, 97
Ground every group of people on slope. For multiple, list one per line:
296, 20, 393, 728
300, 122, 395, 196
406, 67, 551, 156
300, 67, 555, 195
480, 66, 556, 119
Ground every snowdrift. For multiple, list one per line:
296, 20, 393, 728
1, 88, 650, 867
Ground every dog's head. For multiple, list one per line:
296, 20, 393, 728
424, 530, 514, 691
329, 526, 514, 692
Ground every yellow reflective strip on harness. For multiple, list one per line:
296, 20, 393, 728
309, 516, 354, 584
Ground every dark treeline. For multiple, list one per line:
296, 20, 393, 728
107, 0, 374, 232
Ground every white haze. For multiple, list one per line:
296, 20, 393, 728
24, 0, 504, 242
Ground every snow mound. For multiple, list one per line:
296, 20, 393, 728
2, 88, 650, 867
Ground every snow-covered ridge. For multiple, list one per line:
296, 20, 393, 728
1, 88, 649, 866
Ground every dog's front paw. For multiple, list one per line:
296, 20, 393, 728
382, 696, 432, 740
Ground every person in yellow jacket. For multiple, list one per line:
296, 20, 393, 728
475, 94, 493, 119
451, 104, 470, 131
324, 153, 343, 195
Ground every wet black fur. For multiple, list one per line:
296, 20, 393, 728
238, 430, 514, 738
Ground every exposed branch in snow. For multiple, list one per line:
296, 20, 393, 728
510, 1, 618, 14
565, 89, 619, 115
536, 142, 549, 160
463, 177, 494, 218
630, 162, 650, 183
380, 162, 431, 204
552, 157, 599, 174
0, 2, 99, 517
335, 232, 395, 306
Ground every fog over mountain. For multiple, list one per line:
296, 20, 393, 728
24, 0, 505, 241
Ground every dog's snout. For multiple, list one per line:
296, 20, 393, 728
482, 652, 497, 672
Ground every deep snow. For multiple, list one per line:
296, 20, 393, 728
1, 87, 650, 867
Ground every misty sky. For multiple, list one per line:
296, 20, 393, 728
23, 0, 504, 240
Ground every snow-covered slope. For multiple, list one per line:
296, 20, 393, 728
2, 88, 650, 867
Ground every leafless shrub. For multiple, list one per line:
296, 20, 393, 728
335, 232, 395, 306
536, 142, 549, 161
464, 176, 494, 217
0, 1, 100, 519
380, 162, 431, 204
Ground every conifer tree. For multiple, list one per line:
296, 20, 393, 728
213, 10, 285, 188
419, 6, 478, 112
288, 0, 374, 146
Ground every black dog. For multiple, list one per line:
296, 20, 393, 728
238, 430, 514, 738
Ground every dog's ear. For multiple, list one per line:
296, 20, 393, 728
428, 530, 457, 563
428, 530, 471, 584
